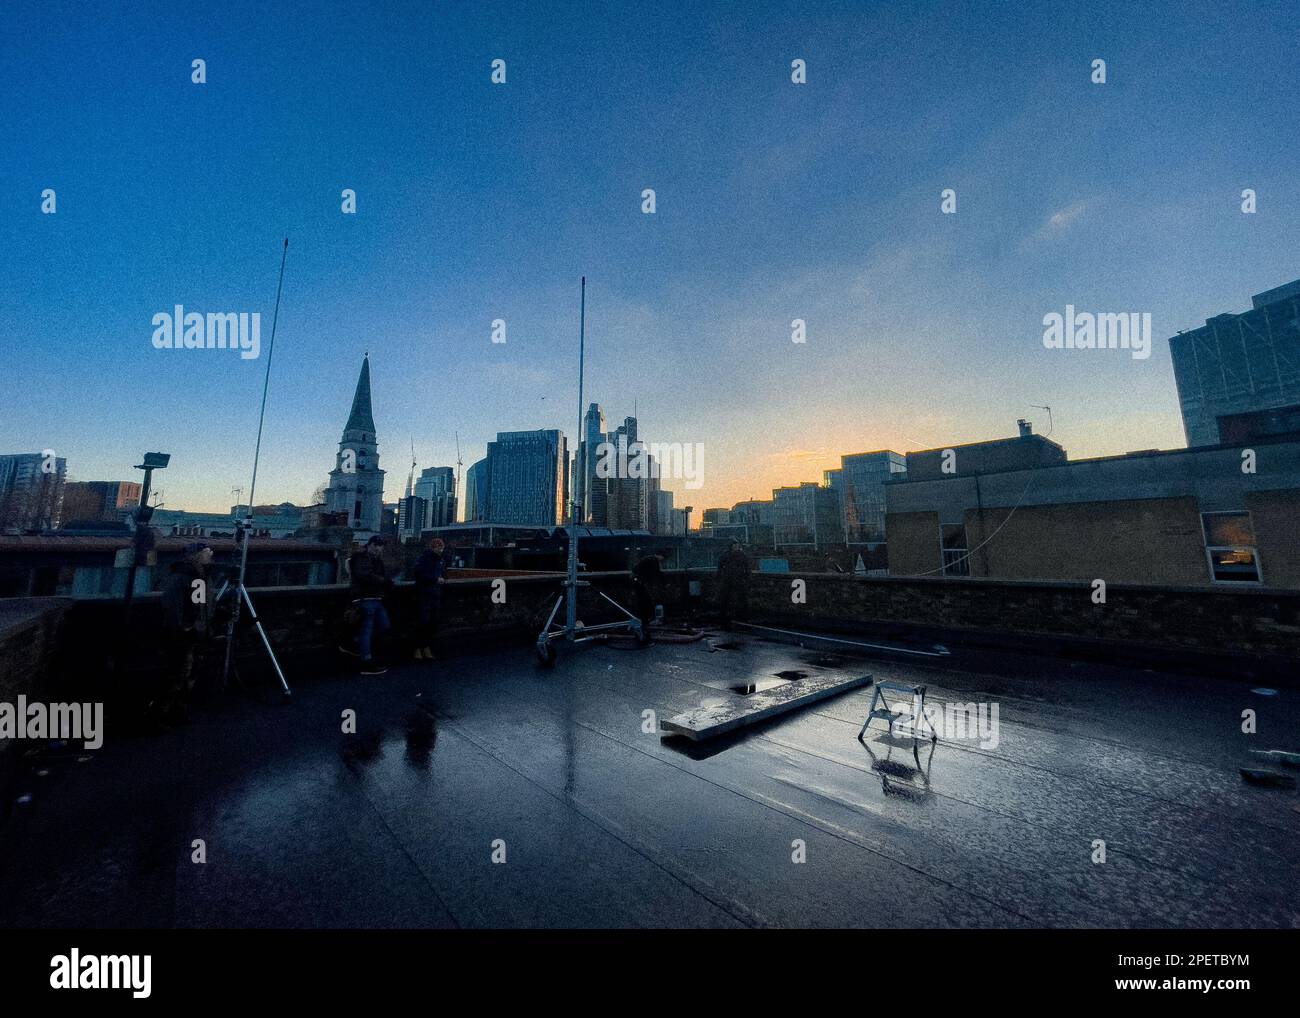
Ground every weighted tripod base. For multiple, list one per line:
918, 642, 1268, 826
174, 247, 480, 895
535, 585, 647, 668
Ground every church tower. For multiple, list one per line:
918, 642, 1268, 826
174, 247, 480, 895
325, 355, 385, 535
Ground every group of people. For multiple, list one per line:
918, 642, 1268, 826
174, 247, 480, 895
341, 534, 446, 675
147, 535, 755, 718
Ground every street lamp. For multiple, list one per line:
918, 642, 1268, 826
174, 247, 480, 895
133, 452, 170, 507
123, 451, 168, 611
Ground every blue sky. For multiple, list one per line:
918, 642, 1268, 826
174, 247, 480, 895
3, 0, 1298, 512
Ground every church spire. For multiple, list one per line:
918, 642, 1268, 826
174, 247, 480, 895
344, 355, 375, 435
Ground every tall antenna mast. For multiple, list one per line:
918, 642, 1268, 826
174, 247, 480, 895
454, 431, 464, 524
567, 276, 586, 634
534, 276, 645, 665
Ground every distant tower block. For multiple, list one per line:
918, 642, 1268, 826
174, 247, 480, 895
324, 354, 386, 535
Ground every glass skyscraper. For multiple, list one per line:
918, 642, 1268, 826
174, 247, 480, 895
1170, 280, 1300, 448
484, 430, 568, 526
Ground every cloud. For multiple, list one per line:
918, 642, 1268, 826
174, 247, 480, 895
1029, 200, 1090, 244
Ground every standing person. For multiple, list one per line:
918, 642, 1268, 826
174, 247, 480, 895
412, 537, 446, 660
156, 541, 214, 727
717, 541, 751, 630
348, 536, 391, 675
631, 550, 666, 627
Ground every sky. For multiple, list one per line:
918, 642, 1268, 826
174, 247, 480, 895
3, 0, 1299, 514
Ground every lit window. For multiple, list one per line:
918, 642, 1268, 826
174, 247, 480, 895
1201, 511, 1261, 583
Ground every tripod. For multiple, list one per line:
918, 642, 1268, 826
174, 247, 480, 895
535, 277, 646, 666
221, 238, 292, 698
216, 523, 291, 695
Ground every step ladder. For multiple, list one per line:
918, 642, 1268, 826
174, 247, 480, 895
858, 681, 936, 743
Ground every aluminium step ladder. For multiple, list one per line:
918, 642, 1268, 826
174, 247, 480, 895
858, 681, 937, 743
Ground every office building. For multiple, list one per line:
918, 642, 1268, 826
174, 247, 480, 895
60, 481, 142, 526
414, 466, 457, 529
772, 482, 843, 548
886, 430, 1300, 587
1170, 279, 1300, 447
0, 453, 68, 533
464, 458, 489, 523
484, 429, 568, 526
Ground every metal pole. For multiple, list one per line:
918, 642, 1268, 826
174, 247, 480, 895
223, 238, 290, 693
566, 276, 585, 635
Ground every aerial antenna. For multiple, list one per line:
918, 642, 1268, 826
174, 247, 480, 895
454, 431, 464, 523
1029, 404, 1055, 437
534, 276, 646, 665
221, 237, 292, 698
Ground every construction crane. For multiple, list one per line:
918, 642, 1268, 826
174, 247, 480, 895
406, 438, 417, 499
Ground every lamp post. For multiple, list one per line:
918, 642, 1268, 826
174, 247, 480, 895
123, 452, 169, 611
134, 452, 170, 509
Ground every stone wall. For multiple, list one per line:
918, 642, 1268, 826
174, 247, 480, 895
698, 571, 1300, 668
0, 599, 72, 821
5, 566, 1299, 724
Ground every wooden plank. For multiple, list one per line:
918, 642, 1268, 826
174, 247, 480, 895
661, 672, 874, 741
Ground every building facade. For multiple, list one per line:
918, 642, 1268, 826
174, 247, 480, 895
0, 453, 68, 533
484, 429, 568, 526
324, 355, 386, 536
1169, 279, 1300, 448
885, 438, 1300, 588
464, 458, 489, 523
574, 402, 607, 524
414, 466, 457, 529
825, 449, 906, 544
60, 480, 142, 526
772, 482, 843, 548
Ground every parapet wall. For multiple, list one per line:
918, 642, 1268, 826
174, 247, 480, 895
3, 570, 1298, 723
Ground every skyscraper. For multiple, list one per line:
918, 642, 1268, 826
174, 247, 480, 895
324, 355, 386, 535
576, 402, 607, 523
414, 466, 457, 529
484, 429, 568, 526
1170, 279, 1300, 447
604, 416, 646, 529
464, 457, 489, 523
826, 450, 906, 544
0, 452, 68, 532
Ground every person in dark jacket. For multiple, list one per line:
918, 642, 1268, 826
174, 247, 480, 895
412, 537, 446, 660
717, 541, 751, 630
347, 536, 391, 675
631, 550, 666, 626
156, 541, 213, 725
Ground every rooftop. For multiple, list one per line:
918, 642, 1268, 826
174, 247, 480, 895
2, 628, 1296, 928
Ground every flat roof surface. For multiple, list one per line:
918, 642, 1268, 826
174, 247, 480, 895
2, 631, 1297, 928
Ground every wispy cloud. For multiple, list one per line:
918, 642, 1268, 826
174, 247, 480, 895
1027, 200, 1090, 245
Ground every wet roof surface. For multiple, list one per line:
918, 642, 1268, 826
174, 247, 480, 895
3, 629, 1298, 928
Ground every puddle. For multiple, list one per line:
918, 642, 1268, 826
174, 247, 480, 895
872, 758, 917, 779
774, 670, 809, 681
710, 641, 743, 650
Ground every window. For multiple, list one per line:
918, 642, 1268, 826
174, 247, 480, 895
1201, 511, 1261, 583
941, 524, 969, 577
